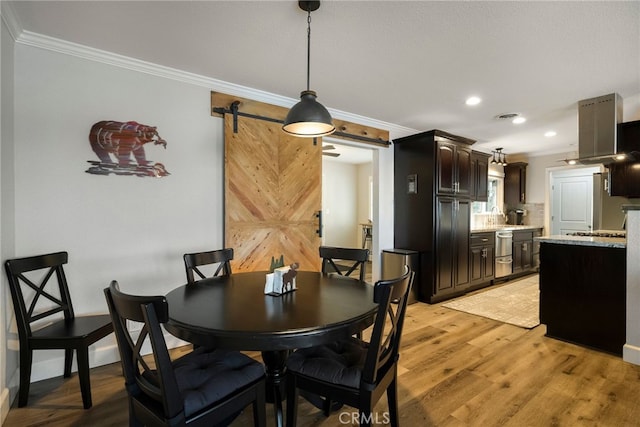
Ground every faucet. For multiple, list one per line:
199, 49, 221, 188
490, 206, 502, 227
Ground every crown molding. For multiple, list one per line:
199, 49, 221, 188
1, 1, 22, 41
11, 28, 416, 139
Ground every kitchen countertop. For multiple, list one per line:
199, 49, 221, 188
536, 234, 626, 248
470, 225, 543, 233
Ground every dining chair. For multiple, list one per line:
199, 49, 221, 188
183, 248, 233, 284
4, 251, 114, 409
319, 246, 370, 282
104, 281, 266, 427
285, 267, 414, 427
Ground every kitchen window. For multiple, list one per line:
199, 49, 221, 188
472, 175, 504, 214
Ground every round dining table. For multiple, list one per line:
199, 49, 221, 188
164, 270, 377, 427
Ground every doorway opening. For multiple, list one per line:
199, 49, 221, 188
321, 139, 374, 280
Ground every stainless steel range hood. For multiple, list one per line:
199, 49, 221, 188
576, 93, 629, 164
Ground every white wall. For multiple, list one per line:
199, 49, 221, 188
10, 44, 224, 384
322, 161, 358, 247
1, 9, 16, 423
2, 37, 410, 401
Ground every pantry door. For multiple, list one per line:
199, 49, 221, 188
224, 114, 322, 272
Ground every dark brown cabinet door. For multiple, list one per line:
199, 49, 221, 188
505, 162, 527, 206
435, 197, 470, 293
471, 151, 489, 202
470, 232, 494, 286
436, 141, 456, 194
609, 161, 640, 197
436, 197, 455, 292
455, 199, 470, 288
456, 146, 472, 197
513, 231, 533, 274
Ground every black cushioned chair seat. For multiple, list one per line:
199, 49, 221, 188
287, 337, 368, 389
173, 348, 265, 417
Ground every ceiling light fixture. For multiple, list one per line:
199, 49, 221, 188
466, 96, 481, 106
512, 117, 526, 124
491, 148, 507, 166
282, 1, 335, 138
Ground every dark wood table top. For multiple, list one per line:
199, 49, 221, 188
165, 271, 378, 351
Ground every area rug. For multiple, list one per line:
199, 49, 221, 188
442, 276, 540, 329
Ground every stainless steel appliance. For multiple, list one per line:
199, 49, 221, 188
495, 230, 513, 278
381, 249, 419, 304
593, 172, 629, 230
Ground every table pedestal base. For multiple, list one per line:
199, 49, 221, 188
261, 350, 290, 427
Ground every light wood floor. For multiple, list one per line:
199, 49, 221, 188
5, 277, 640, 426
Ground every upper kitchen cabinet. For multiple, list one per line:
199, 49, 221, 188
436, 136, 472, 197
609, 161, 640, 198
504, 162, 527, 206
609, 120, 640, 197
471, 151, 490, 202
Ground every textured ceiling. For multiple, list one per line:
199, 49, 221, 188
6, 0, 640, 160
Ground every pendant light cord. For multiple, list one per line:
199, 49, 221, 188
306, 9, 311, 91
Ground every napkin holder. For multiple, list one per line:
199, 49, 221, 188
265, 265, 297, 296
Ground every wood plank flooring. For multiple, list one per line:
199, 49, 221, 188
5, 277, 640, 426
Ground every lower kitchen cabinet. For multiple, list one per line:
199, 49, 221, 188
539, 241, 626, 355
434, 196, 471, 300
513, 230, 533, 275
469, 232, 495, 289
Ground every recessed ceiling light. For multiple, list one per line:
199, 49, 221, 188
466, 96, 481, 106
544, 131, 557, 137
512, 117, 526, 124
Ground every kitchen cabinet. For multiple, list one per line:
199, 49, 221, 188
609, 161, 640, 198
436, 139, 472, 197
504, 162, 527, 206
532, 228, 542, 270
435, 197, 471, 295
512, 230, 533, 274
469, 231, 495, 288
471, 151, 490, 202
539, 241, 626, 355
393, 130, 476, 303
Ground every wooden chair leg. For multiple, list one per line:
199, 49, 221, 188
64, 348, 74, 377
18, 349, 33, 407
387, 377, 399, 427
76, 347, 93, 409
253, 381, 267, 427
360, 400, 373, 427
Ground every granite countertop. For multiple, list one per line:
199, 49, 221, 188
535, 235, 626, 248
471, 225, 543, 233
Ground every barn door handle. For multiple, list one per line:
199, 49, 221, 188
316, 210, 323, 237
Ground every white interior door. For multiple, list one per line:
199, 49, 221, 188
550, 167, 599, 235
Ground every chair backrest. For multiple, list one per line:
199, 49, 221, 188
104, 281, 184, 422
4, 251, 75, 340
183, 248, 233, 284
319, 246, 369, 282
362, 266, 414, 385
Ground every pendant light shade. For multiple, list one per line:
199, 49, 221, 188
283, 90, 335, 137
282, 1, 335, 138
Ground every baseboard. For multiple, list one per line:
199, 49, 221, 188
1, 387, 10, 425
28, 333, 190, 383
623, 343, 640, 366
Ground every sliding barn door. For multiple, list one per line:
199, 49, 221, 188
225, 115, 322, 272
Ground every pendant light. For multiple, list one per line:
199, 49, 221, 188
491, 150, 498, 165
283, 1, 335, 138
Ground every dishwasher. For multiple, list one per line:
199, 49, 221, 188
495, 230, 513, 278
